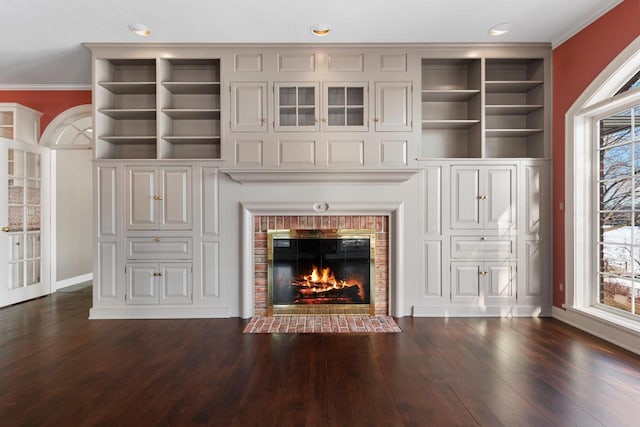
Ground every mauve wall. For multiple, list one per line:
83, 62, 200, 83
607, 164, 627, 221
552, 0, 640, 307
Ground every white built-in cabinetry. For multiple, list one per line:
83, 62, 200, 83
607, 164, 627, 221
0, 103, 42, 144
88, 43, 551, 318
419, 159, 550, 315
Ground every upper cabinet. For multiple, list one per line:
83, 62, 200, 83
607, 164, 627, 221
230, 82, 268, 132
323, 83, 368, 132
375, 82, 412, 132
95, 58, 222, 160
274, 82, 320, 132
0, 103, 42, 145
89, 44, 550, 164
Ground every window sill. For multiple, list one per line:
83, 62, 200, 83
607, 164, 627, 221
567, 305, 640, 337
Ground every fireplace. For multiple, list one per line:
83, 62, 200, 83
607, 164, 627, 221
252, 214, 390, 316
268, 229, 375, 315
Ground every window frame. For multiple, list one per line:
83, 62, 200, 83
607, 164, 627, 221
566, 35, 640, 343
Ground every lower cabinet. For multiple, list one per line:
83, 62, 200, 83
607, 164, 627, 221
126, 262, 193, 305
450, 261, 516, 304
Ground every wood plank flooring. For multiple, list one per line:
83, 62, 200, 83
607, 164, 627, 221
1, 285, 640, 426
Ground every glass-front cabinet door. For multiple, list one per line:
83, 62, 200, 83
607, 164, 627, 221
274, 83, 319, 131
323, 83, 368, 131
0, 140, 49, 307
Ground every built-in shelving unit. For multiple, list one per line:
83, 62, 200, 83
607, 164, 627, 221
420, 56, 547, 159
420, 59, 482, 158
159, 59, 221, 159
484, 58, 544, 158
95, 59, 157, 159
94, 58, 222, 159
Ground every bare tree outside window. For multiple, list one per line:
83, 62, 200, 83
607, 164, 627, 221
598, 106, 640, 315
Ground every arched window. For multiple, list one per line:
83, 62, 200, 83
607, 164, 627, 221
40, 105, 92, 149
566, 36, 640, 340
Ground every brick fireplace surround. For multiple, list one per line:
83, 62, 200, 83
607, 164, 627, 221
254, 215, 389, 316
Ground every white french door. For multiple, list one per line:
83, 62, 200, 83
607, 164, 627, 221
0, 139, 50, 307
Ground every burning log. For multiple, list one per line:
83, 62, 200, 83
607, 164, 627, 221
290, 265, 364, 303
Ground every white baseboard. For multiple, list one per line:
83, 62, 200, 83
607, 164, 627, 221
89, 305, 231, 319
412, 305, 552, 317
56, 273, 93, 290
552, 306, 640, 356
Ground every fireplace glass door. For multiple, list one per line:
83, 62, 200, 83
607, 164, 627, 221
268, 230, 375, 314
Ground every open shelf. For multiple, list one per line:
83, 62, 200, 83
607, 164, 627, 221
163, 136, 221, 144
422, 120, 480, 129
98, 82, 156, 94
421, 90, 480, 102
486, 105, 543, 115
98, 109, 156, 120
486, 129, 543, 137
485, 81, 543, 93
162, 109, 221, 120
162, 82, 220, 94
99, 135, 157, 144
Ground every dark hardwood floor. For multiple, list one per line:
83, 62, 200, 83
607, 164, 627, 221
2, 286, 640, 426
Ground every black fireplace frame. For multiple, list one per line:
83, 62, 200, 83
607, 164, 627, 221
267, 229, 376, 315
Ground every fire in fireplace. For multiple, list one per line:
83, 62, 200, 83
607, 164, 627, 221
268, 229, 375, 314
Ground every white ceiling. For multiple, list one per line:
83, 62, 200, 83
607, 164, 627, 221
0, 0, 622, 87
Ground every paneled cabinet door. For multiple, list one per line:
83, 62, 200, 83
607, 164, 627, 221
322, 83, 368, 132
374, 82, 412, 132
127, 167, 157, 230
451, 262, 481, 303
230, 82, 267, 132
160, 167, 191, 230
450, 261, 516, 304
127, 166, 192, 231
450, 165, 516, 230
126, 263, 192, 305
159, 263, 192, 304
485, 262, 516, 304
274, 82, 320, 131
126, 264, 158, 304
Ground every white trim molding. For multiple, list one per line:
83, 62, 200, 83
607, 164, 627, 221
56, 273, 93, 290
562, 35, 640, 354
552, 0, 623, 49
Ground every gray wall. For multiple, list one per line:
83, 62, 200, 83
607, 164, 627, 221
56, 149, 92, 282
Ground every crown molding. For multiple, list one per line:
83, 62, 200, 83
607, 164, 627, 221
552, 0, 623, 49
0, 84, 91, 91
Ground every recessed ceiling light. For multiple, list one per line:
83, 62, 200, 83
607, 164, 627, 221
129, 23, 151, 37
310, 24, 331, 37
488, 23, 510, 37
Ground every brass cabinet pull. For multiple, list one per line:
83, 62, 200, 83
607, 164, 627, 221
153, 272, 163, 277
154, 195, 163, 201
321, 118, 327, 123
374, 118, 380, 123
480, 237, 487, 241
154, 237, 161, 242
1, 226, 9, 232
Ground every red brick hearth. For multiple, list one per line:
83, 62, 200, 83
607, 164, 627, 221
254, 215, 389, 316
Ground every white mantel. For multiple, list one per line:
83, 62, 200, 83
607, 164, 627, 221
223, 169, 423, 185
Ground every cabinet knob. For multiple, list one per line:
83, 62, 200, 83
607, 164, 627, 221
479, 271, 488, 276
321, 118, 327, 123
374, 118, 380, 123
154, 237, 161, 242
260, 118, 266, 124
478, 195, 488, 200
480, 237, 487, 241
154, 272, 163, 277
154, 195, 163, 201
1, 226, 9, 233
